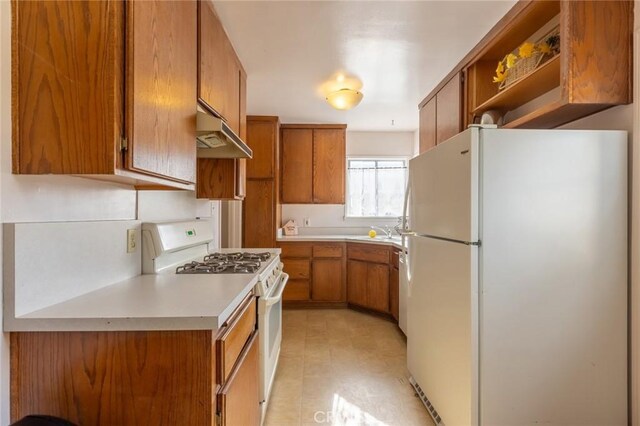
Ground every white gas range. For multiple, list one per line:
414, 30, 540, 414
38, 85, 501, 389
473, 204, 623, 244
141, 220, 288, 422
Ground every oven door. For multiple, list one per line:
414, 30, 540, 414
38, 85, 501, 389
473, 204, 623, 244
258, 272, 289, 412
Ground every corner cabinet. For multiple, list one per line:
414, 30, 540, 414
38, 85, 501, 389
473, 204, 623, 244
196, 0, 248, 200
280, 124, 346, 204
12, 0, 197, 190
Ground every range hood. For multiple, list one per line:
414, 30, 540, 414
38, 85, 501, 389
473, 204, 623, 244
196, 111, 253, 159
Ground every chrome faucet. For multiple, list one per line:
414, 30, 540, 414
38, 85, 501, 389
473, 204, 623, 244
370, 225, 393, 239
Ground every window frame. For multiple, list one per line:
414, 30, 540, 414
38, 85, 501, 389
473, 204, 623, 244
344, 155, 410, 219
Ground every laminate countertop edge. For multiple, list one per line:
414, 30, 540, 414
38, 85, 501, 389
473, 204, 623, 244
277, 235, 407, 251
3, 265, 267, 333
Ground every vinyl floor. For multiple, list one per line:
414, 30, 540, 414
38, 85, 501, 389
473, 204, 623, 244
264, 309, 435, 426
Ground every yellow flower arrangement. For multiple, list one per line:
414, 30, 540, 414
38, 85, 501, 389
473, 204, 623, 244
518, 42, 535, 58
492, 33, 559, 87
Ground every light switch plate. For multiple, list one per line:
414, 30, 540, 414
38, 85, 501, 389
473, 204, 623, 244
127, 229, 137, 253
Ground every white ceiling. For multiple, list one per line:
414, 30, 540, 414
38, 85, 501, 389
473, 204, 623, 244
214, 1, 516, 131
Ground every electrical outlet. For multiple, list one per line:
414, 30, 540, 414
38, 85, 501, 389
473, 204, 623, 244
127, 229, 137, 253
303, 217, 311, 227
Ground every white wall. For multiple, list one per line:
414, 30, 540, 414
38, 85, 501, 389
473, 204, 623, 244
281, 130, 416, 231
0, 1, 219, 422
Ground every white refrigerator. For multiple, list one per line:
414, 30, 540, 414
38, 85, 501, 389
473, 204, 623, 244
405, 126, 628, 426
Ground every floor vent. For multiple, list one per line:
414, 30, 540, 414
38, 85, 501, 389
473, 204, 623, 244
409, 376, 444, 425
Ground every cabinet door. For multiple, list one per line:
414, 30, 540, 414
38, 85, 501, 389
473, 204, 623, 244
283, 280, 310, 301
127, 0, 197, 183
313, 129, 345, 204
367, 263, 390, 313
312, 259, 344, 302
390, 266, 399, 321
246, 119, 277, 179
347, 260, 368, 306
281, 129, 313, 203
218, 331, 260, 426
12, 0, 124, 175
199, 0, 240, 133
436, 73, 462, 145
243, 180, 274, 248
419, 97, 437, 154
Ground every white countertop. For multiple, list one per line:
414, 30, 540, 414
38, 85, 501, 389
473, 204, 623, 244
5, 255, 279, 332
277, 234, 406, 250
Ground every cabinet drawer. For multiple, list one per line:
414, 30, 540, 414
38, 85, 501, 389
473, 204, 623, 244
282, 259, 310, 279
217, 293, 256, 384
284, 280, 310, 301
313, 244, 344, 258
347, 244, 390, 264
280, 244, 312, 258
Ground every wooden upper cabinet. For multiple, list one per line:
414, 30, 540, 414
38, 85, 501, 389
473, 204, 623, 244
243, 180, 275, 248
246, 117, 279, 179
281, 128, 314, 203
436, 73, 462, 145
127, 0, 197, 184
313, 129, 346, 204
196, 1, 248, 200
421, 0, 632, 131
419, 97, 437, 154
199, 0, 239, 133
12, 0, 197, 189
12, 0, 123, 176
280, 125, 346, 205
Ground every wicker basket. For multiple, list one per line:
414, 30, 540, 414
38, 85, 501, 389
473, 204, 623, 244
499, 51, 545, 89
498, 26, 560, 90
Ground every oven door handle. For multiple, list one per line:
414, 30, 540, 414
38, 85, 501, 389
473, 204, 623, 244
264, 273, 289, 306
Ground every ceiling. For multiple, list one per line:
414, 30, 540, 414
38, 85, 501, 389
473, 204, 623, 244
214, 1, 517, 132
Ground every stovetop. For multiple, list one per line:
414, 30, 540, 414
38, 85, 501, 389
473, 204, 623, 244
175, 252, 273, 274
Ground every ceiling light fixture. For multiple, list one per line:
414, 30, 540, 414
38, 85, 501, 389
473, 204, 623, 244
326, 88, 363, 111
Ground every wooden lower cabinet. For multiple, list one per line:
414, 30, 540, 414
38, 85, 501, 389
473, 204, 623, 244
367, 263, 390, 312
284, 279, 311, 301
218, 331, 260, 426
312, 258, 344, 301
280, 242, 346, 304
347, 260, 368, 307
347, 260, 389, 313
390, 266, 400, 321
10, 293, 260, 426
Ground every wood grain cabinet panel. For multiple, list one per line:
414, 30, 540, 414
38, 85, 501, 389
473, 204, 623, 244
217, 331, 260, 426
12, 0, 198, 189
10, 331, 214, 425
198, 0, 243, 134
312, 259, 344, 302
246, 118, 278, 179
216, 296, 256, 384
313, 129, 345, 204
435, 73, 462, 145
280, 129, 314, 203
347, 244, 390, 264
12, 0, 124, 176
367, 263, 390, 313
283, 280, 311, 301
280, 244, 313, 259
313, 245, 344, 258
282, 259, 310, 280
197, 158, 244, 200
243, 180, 275, 248
347, 260, 368, 307
390, 266, 399, 320
127, 0, 197, 184
419, 97, 437, 154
